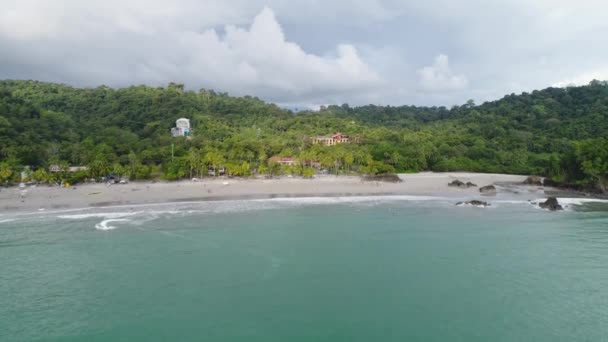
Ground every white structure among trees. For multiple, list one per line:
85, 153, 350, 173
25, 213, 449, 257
171, 118, 191, 137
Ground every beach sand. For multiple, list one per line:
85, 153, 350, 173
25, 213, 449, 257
0, 172, 536, 213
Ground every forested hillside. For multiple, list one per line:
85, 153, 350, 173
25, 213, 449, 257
0, 80, 606, 191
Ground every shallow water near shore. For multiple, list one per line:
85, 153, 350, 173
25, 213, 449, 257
2, 196, 608, 341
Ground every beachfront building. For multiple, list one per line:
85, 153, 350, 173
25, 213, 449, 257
268, 156, 297, 165
311, 132, 350, 146
21, 166, 31, 182
171, 118, 192, 137
49, 165, 89, 173
208, 167, 226, 177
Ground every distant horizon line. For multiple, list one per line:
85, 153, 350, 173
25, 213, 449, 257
2, 78, 607, 111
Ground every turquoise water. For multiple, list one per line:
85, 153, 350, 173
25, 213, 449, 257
2, 197, 608, 341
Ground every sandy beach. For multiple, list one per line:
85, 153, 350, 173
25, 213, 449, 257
0, 172, 537, 213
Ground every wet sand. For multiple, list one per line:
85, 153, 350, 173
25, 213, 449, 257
0, 173, 534, 213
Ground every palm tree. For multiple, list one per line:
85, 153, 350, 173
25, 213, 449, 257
89, 159, 110, 179
186, 148, 199, 179
204, 151, 224, 177
344, 152, 354, 173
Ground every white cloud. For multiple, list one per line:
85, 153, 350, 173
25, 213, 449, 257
0, 0, 254, 38
2, 0, 608, 106
0, 4, 380, 103
418, 54, 468, 91
205, 8, 380, 97
552, 68, 608, 88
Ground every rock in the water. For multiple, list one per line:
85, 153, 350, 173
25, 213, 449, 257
466, 182, 477, 187
479, 185, 497, 194
539, 197, 563, 211
523, 176, 543, 186
456, 200, 490, 207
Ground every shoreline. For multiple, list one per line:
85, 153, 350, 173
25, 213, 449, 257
0, 172, 593, 214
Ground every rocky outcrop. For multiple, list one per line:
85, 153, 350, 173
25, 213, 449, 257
362, 174, 402, 183
448, 180, 477, 188
448, 180, 465, 187
456, 200, 490, 207
539, 197, 563, 211
479, 185, 497, 194
523, 176, 543, 186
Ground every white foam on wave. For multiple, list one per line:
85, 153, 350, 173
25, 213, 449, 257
56, 211, 144, 231
455, 203, 492, 208
31, 195, 451, 219
52, 195, 455, 230
554, 198, 608, 205
0, 218, 18, 224
41, 194, 606, 230
332, 195, 443, 202
529, 197, 608, 211
533, 197, 608, 207
58, 211, 143, 220
95, 219, 131, 231
494, 200, 531, 204
206, 195, 455, 213
256, 195, 450, 204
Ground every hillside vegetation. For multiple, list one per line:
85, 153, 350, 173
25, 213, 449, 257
0, 80, 606, 191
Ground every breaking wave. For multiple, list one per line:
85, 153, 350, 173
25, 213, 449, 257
50, 195, 456, 230
58, 212, 143, 220
553, 198, 608, 206
2, 194, 601, 231
532, 197, 608, 211
95, 219, 131, 231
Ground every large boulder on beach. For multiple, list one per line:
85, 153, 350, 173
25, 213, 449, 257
523, 176, 543, 186
539, 197, 563, 211
448, 179, 465, 187
362, 174, 402, 183
448, 180, 477, 188
479, 185, 497, 194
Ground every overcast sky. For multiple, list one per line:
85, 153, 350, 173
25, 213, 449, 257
2, 0, 608, 108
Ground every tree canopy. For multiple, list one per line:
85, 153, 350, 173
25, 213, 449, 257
1, 79, 607, 191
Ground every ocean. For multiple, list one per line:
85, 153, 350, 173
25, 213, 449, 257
2, 195, 608, 341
